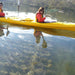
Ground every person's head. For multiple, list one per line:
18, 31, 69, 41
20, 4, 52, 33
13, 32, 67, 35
38, 7, 44, 14
0, 2, 3, 9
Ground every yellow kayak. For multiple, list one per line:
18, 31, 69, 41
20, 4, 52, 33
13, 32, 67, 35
0, 17, 75, 31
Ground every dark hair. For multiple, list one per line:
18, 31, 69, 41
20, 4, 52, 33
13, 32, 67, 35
38, 7, 44, 12
0, 2, 3, 5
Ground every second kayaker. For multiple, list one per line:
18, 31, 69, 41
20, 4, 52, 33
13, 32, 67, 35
0, 2, 5, 17
36, 7, 46, 23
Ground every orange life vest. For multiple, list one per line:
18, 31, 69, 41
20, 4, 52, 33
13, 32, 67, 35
0, 8, 3, 12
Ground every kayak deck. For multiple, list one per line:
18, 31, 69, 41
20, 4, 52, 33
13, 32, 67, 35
0, 17, 75, 31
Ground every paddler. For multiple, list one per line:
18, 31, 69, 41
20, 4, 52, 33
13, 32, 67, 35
0, 2, 5, 17
36, 7, 46, 23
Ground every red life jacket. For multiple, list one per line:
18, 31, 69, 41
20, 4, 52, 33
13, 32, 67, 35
36, 12, 46, 22
0, 8, 5, 17
0, 12, 5, 17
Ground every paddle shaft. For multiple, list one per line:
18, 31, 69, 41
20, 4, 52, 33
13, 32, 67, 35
18, 0, 20, 16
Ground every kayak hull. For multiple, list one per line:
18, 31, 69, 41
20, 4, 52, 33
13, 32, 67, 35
0, 17, 75, 31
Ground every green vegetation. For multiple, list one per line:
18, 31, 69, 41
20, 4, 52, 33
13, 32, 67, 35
1, 0, 75, 12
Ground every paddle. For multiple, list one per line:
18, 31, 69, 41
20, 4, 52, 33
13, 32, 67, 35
41, 35, 47, 48
6, 25, 10, 36
18, 0, 20, 16
20, 18, 34, 21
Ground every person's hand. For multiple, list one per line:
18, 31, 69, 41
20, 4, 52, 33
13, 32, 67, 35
6, 13, 8, 15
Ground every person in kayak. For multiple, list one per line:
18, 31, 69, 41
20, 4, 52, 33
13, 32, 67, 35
36, 7, 56, 23
0, 2, 5, 17
36, 7, 46, 23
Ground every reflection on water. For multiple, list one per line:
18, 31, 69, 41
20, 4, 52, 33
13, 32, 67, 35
34, 29, 47, 48
0, 24, 10, 37
0, 24, 75, 75
34, 27, 75, 38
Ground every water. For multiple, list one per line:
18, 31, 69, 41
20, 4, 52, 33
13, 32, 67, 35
0, 18, 75, 75
0, 2, 75, 74
0, 3, 75, 74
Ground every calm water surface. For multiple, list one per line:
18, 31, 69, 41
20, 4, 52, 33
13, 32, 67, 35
0, 2, 74, 75
0, 23, 75, 75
